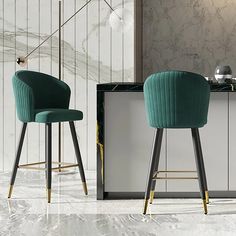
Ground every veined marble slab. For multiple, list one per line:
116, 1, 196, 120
0, 171, 236, 236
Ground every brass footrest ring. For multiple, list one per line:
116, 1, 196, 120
18, 161, 79, 171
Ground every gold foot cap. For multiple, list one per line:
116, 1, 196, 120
82, 182, 88, 195
203, 199, 208, 214
47, 189, 51, 203
205, 191, 209, 204
143, 199, 149, 215
149, 191, 155, 204
8, 185, 14, 199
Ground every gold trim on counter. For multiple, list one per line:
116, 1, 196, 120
97, 123, 104, 184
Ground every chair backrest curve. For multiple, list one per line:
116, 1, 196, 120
144, 70, 210, 128
12, 70, 71, 122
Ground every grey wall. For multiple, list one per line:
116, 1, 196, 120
0, 0, 134, 171
143, 0, 236, 80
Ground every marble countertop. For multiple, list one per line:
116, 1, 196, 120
97, 82, 236, 92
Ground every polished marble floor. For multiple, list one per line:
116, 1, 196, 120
0, 170, 236, 236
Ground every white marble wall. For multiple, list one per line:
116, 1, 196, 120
143, 0, 236, 80
0, 0, 134, 171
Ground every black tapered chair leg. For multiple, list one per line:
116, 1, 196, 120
8, 123, 27, 198
149, 130, 164, 204
69, 121, 88, 195
143, 128, 163, 214
45, 123, 52, 203
192, 128, 209, 203
197, 136, 209, 204
202, 168, 209, 204
149, 175, 157, 204
191, 128, 208, 214
194, 129, 209, 203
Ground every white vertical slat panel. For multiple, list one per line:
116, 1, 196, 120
229, 93, 236, 190
75, 0, 88, 170
100, 0, 112, 83
39, 0, 52, 75
27, 0, 40, 164
0, 0, 134, 171
87, 0, 99, 170
121, 0, 124, 82
0, 0, 4, 171
123, 0, 134, 82
49, 0, 53, 76
51, 0, 60, 163
15, 0, 28, 165
13, 0, 16, 159
3, 0, 16, 170
51, 0, 59, 80
73, 0, 77, 165
60, 0, 65, 163
63, 0, 76, 165
39, 0, 52, 162
111, 0, 122, 82
201, 93, 228, 191
167, 129, 199, 192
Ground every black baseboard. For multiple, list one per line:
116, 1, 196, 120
98, 191, 236, 200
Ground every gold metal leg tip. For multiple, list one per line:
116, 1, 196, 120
47, 189, 51, 203
82, 182, 88, 195
203, 199, 208, 214
143, 199, 149, 215
149, 191, 155, 204
205, 191, 209, 204
8, 185, 14, 199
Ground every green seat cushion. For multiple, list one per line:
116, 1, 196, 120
34, 109, 83, 123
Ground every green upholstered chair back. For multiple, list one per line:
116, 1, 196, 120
12, 70, 71, 122
144, 71, 210, 128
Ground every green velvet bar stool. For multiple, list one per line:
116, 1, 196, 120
8, 70, 88, 203
143, 70, 210, 215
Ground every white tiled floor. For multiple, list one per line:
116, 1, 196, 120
1, 171, 236, 236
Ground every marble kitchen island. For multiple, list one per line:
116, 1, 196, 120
97, 82, 236, 200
